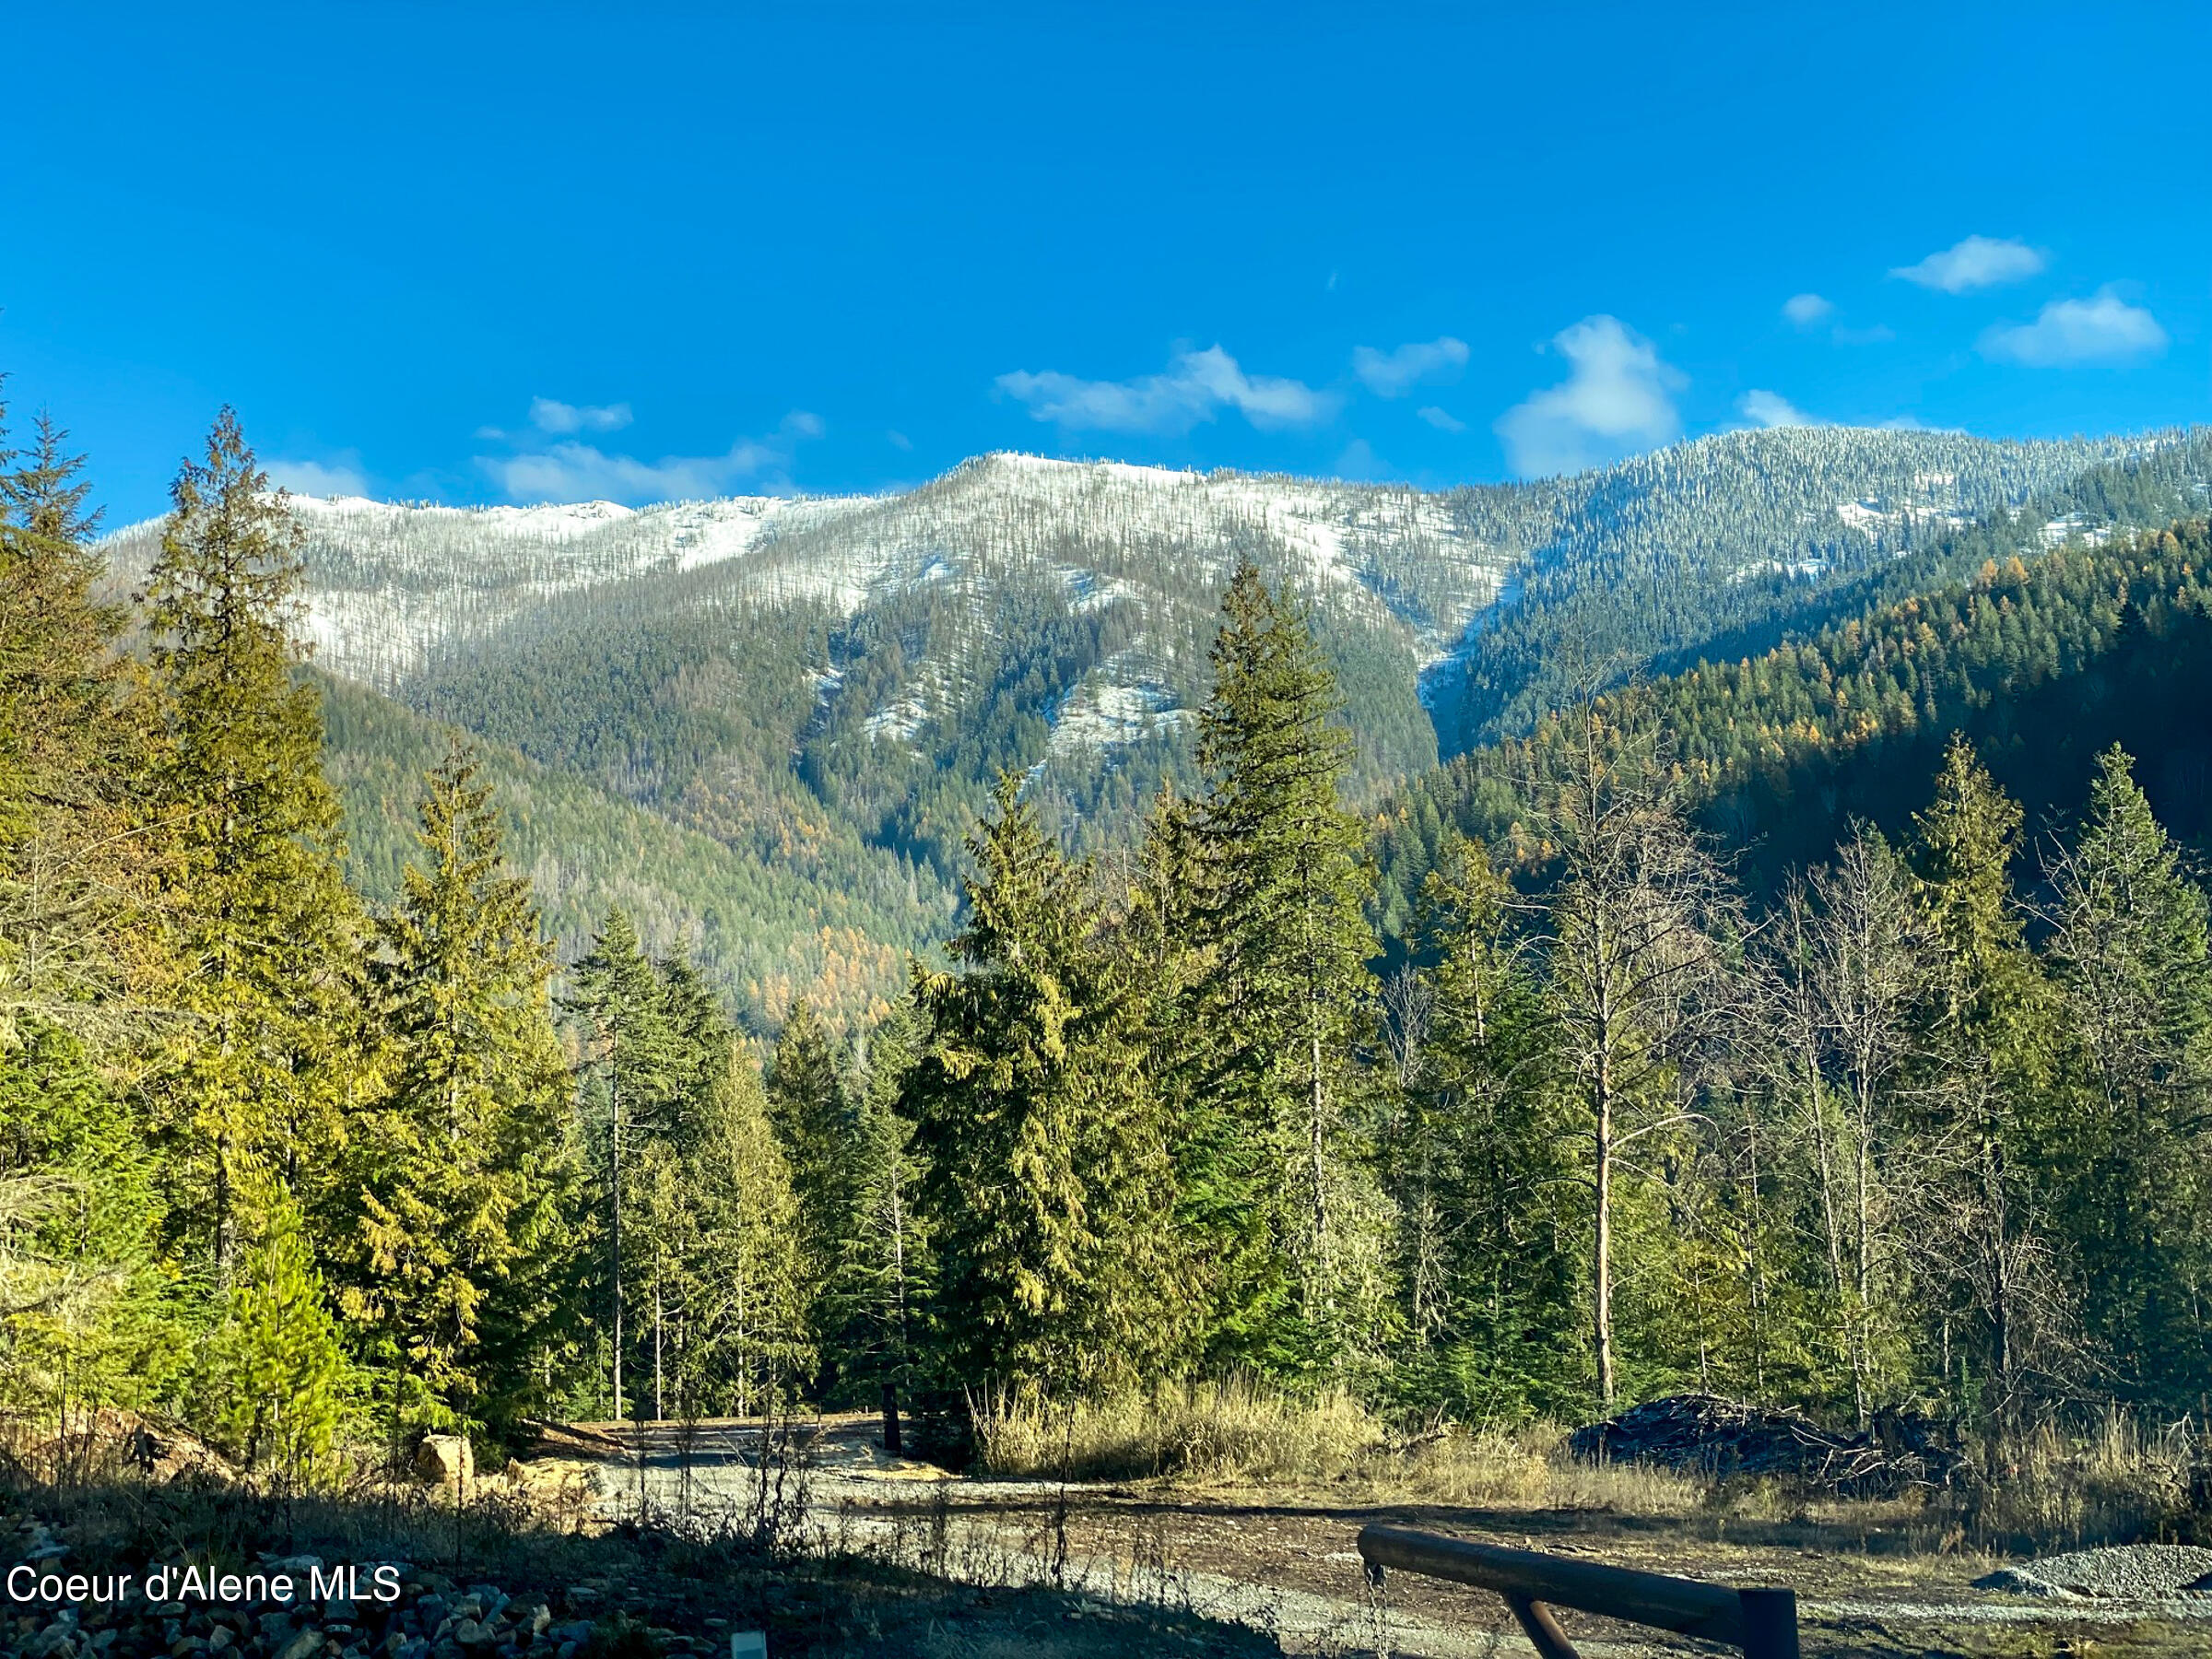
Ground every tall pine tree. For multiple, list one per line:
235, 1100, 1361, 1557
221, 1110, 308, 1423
342, 744, 572, 1433
1180, 562, 1387, 1378
141, 410, 366, 1288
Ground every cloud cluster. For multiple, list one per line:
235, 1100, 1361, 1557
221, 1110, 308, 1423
1891, 235, 2046, 293
1493, 316, 1684, 477
1351, 335, 1468, 397
477, 406, 824, 503
1782, 293, 1834, 327
265, 454, 369, 497
1980, 288, 2168, 366
527, 397, 634, 435
1737, 390, 1823, 429
995, 346, 1338, 434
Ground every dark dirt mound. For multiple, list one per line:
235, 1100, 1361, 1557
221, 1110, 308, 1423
1570, 1393, 1969, 1497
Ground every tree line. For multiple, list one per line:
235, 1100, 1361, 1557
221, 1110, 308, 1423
4, 401, 2206, 1488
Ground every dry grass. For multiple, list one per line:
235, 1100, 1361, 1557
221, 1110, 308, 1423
975, 1384, 2210, 1554
972, 1378, 1383, 1483
1963, 1412, 2207, 1550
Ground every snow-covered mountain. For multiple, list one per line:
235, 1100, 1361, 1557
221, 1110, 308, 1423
103, 427, 2179, 755
96, 426, 2210, 1023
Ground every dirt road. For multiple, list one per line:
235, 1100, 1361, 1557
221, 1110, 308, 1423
525, 1418, 2212, 1657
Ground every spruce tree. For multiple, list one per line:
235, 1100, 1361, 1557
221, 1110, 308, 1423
201, 1192, 353, 1487
342, 744, 571, 1432
140, 410, 365, 1283
909, 776, 1188, 1395
1393, 834, 1578, 1418
1181, 562, 1386, 1377
768, 997, 855, 1335
2042, 747, 2212, 1406
566, 909, 680, 1417
1911, 736, 2067, 1442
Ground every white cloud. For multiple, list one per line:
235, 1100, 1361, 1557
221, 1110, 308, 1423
887, 429, 913, 452
1979, 287, 2168, 366
529, 396, 635, 434
1416, 405, 1466, 433
1333, 439, 1389, 480
994, 345, 1339, 434
1351, 335, 1469, 397
477, 410, 822, 503
1891, 235, 2047, 293
1493, 315, 1685, 478
1782, 293, 1834, 327
266, 454, 368, 497
1737, 390, 1825, 429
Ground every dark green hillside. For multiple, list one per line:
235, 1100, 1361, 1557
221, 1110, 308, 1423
318, 671, 951, 1030
1448, 427, 2204, 747
401, 542, 1435, 886
1375, 515, 2212, 934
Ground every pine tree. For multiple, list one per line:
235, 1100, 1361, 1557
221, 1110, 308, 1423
1181, 562, 1385, 1377
200, 1192, 354, 1487
678, 1050, 811, 1415
1391, 834, 1579, 1418
341, 744, 571, 1432
768, 997, 854, 1347
909, 776, 1188, 1395
1911, 736, 2068, 1443
2041, 747, 2212, 1407
565, 910, 680, 1418
140, 410, 367, 1285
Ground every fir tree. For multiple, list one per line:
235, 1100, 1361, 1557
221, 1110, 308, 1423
680, 1050, 811, 1415
1182, 562, 1385, 1377
910, 776, 1189, 1395
201, 1192, 354, 1487
1911, 736, 2069, 1441
2041, 747, 2212, 1406
140, 410, 365, 1282
342, 744, 571, 1432
768, 997, 855, 1339
565, 909, 680, 1417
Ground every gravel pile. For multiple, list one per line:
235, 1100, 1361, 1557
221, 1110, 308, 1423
1975, 1544, 2212, 1600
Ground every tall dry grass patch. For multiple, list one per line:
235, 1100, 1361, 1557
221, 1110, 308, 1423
972, 1379, 1380, 1482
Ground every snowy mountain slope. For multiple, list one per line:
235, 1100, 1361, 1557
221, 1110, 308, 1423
97, 426, 2206, 909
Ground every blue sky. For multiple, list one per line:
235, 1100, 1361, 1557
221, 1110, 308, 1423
6, 2, 2208, 521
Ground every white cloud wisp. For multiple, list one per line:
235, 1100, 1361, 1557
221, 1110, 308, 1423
1737, 390, 1825, 429
1980, 288, 2168, 366
1351, 335, 1469, 396
1891, 235, 2047, 293
1493, 315, 1684, 478
477, 409, 824, 503
266, 454, 369, 497
529, 397, 635, 434
1782, 293, 1834, 327
994, 346, 1339, 434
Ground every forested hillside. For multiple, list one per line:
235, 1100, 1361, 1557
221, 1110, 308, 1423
1374, 446, 2212, 935
320, 673, 950, 1031
94, 428, 2201, 1026
10, 399, 2212, 1498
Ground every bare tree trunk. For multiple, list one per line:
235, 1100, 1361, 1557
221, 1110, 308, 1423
611, 1074, 624, 1421
1594, 1053, 1616, 1412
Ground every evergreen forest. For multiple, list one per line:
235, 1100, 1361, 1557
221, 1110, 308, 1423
8, 393, 2212, 1492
